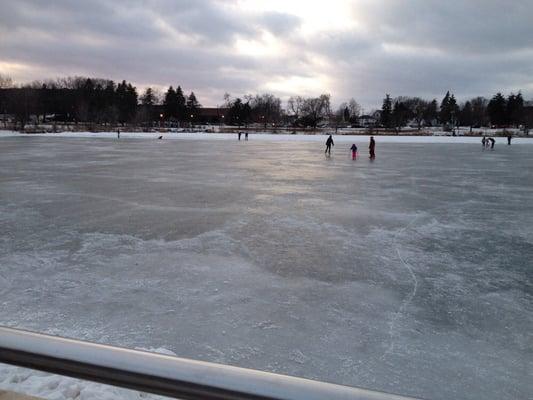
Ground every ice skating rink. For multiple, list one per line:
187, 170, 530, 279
1, 136, 532, 400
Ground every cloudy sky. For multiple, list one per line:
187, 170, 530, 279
1, 0, 532, 109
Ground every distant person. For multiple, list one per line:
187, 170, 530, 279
158, 136, 163, 140
369, 136, 376, 159
325, 135, 334, 155
507, 134, 512, 145
481, 136, 486, 147
117, 129, 120, 139
350, 144, 358, 160
245, 132, 249, 141
489, 137, 495, 149
238, 132, 241, 141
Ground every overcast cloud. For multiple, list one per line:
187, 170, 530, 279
1, 0, 532, 109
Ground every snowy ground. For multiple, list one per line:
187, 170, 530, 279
0, 135, 532, 400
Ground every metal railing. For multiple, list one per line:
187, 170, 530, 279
0, 326, 420, 400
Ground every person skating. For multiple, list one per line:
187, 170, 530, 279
238, 132, 241, 141
489, 137, 495, 149
482, 136, 486, 147
369, 136, 376, 159
117, 129, 120, 139
245, 132, 249, 141
507, 134, 512, 145
325, 135, 334, 155
350, 144, 358, 160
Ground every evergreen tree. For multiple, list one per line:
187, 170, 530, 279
176, 86, 186, 120
186, 92, 200, 114
439, 91, 451, 124
242, 102, 252, 126
449, 94, 459, 126
140, 87, 155, 124
115, 80, 128, 124
380, 94, 392, 128
507, 92, 524, 127
141, 87, 155, 106
471, 97, 488, 127
392, 101, 409, 131
163, 86, 178, 119
343, 106, 350, 122
487, 93, 507, 126
102, 80, 117, 124
439, 91, 459, 125
125, 83, 138, 122
228, 97, 243, 126
423, 99, 438, 126
459, 101, 473, 130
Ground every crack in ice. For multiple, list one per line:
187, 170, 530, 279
381, 213, 423, 361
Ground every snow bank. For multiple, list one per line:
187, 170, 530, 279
1, 130, 532, 144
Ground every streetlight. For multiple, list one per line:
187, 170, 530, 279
159, 113, 163, 128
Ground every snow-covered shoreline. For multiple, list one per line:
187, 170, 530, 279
1, 130, 532, 144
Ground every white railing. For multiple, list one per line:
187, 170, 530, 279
0, 326, 420, 400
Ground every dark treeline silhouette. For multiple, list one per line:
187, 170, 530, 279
1, 73, 532, 133
0, 77, 138, 129
224, 93, 283, 128
380, 91, 531, 133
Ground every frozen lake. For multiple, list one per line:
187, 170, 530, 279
0, 136, 532, 400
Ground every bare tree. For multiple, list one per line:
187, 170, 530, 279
0, 74, 13, 88
300, 94, 331, 129
287, 96, 304, 119
348, 98, 361, 121
402, 97, 429, 130
250, 93, 282, 128
470, 97, 489, 127
331, 105, 347, 133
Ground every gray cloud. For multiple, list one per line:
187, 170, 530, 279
258, 11, 301, 36
1, 0, 532, 108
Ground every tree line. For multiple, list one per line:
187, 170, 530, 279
0, 75, 202, 129
1, 73, 531, 131
378, 91, 530, 132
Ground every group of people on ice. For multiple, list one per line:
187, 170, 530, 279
325, 135, 376, 160
482, 133, 513, 149
482, 136, 496, 149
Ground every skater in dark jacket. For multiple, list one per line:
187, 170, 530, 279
507, 134, 512, 145
350, 144, 358, 160
325, 135, 334, 155
369, 136, 376, 159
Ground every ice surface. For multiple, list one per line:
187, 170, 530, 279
1, 129, 533, 144
0, 136, 532, 400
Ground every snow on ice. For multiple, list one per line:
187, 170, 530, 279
0, 135, 532, 400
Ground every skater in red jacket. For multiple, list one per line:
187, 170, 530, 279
350, 144, 358, 160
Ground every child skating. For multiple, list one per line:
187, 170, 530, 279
350, 144, 358, 160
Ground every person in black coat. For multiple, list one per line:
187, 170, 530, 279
325, 135, 334, 155
369, 136, 376, 159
